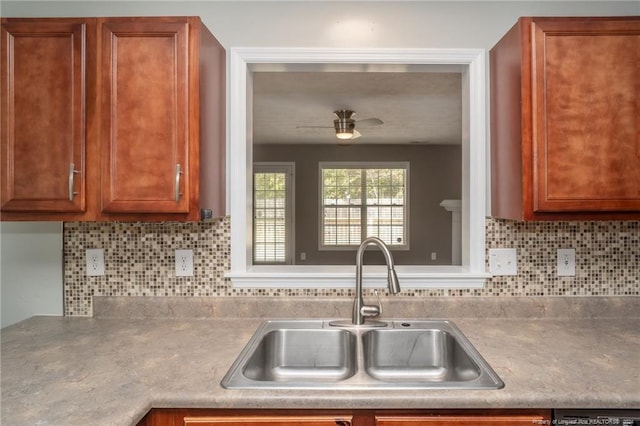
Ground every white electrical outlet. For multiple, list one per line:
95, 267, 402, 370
175, 249, 194, 277
86, 248, 105, 276
557, 248, 576, 277
489, 248, 518, 276
431, 252, 437, 261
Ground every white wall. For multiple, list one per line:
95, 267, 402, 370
0, 222, 63, 328
2, 1, 638, 50
1, 1, 637, 319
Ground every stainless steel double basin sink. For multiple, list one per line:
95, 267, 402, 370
221, 320, 504, 390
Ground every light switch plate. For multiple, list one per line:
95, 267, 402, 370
86, 248, 105, 276
489, 248, 518, 276
557, 248, 576, 277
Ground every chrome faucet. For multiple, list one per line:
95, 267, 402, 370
352, 237, 401, 326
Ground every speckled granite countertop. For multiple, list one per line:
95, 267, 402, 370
2, 297, 639, 426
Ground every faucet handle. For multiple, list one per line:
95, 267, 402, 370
374, 289, 383, 316
360, 290, 382, 318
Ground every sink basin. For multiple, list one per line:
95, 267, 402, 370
243, 328, 356, 382
221, 319, 504, 390
363, 328, 481, 382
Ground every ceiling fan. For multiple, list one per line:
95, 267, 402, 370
297, 110, 384, 145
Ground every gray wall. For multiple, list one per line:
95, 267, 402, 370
254, 144, 462, 265
0, 222, 63, 328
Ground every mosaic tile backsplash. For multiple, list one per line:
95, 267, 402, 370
63, 218, 639, 316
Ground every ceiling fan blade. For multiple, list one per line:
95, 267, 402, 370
356, 117, 383, 126
352, 130, 362, 139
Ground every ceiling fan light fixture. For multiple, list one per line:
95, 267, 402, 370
334, 112, 356, 140
337, 129, 361, 145
296, 109, 376, 143
336, 130, 354, 140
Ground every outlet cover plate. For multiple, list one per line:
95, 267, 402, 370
557, 248, 576, 277
175, 249, 194, 277
489, 248, 518, 276
86, 248, 105, 276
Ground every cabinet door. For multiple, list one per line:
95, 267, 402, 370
100, 19, 190, 213
183, 415, 353, 426
140, 409, 356, 426
1, 20, 86, 212
531, 18, 640, 213
376, 413, 550, 425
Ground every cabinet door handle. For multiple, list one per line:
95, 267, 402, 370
68, 163, 80, 201
175, 164, 183, 202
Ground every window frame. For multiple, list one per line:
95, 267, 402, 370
318, 161, 410, 251
227, 47, 490, 289
252, 162, 295, 265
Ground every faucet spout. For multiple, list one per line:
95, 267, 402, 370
352, 237, 401, 325
388, 269, 401, 295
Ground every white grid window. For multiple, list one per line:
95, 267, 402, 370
320, 162, 408, 249
253, 163, 294, 264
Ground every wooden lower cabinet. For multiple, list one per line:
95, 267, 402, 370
139, 409, 551, 426
183, 415, 353, 426
375, 411, 551, 425
141, 410, 357, 426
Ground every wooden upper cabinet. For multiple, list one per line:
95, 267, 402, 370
1, 16, 226, 221
100, 19, 190, 214
1, 19, 88, 214
490, 17, 640, 220
98, 17, 226, 220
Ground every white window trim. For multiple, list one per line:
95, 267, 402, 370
253, 162, 295, 265
318, 161, 410, 251
227, 47, 490, 289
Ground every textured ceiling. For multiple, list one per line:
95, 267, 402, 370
252, 71, 462, 145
